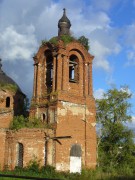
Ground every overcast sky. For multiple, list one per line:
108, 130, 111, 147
0, 0, 135, 126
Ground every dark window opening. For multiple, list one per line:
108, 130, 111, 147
45, 50, 53, 93
70, 144, 82, 157
6, 97, 10, 107
69, 55, 79, 83
42, 113, 46, 122
17, 143, 23, 168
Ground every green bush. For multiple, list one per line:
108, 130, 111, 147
41, 39, 47, 46
60, 35, 75, 45
40, 165, 55, 173
10, 115, 53, 130
49, 37, 58, 45
26, 157, 40, 173
78, 36, 89, 50
10, 115, 28, 130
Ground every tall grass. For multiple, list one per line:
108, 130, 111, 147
0, 164, 135, 180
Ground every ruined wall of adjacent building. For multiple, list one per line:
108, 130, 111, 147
0, 90, 14, 128
0, 128, 54, 170
0, 89, 25, 128
0, 129, 6, 170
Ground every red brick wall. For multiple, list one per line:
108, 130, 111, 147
55, 100, 96, 171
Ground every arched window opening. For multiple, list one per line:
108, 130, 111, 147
16, 143, 24, 168
41, 113, 46, 122
69, 55, 79, 83
6, 97, 10, 107
45, 50, 53, 93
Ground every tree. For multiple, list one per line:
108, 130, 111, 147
96, 87, 135, 171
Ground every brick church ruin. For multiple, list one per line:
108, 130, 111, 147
0, 9, 97, 173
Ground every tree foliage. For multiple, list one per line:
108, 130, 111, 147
96, 87, 135, 171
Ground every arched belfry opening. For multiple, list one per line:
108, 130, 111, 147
45, 50, 53, 93
69, 55, 79, 83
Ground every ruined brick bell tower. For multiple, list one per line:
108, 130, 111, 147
30, 9, 96, 173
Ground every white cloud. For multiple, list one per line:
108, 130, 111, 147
0, 25, 38, 61
126, 51, 135, 65
126, 116, 135, 130
94, 88, 105, 99
91, 0, 113, 11
125, 23, 135, 48
91, 40, 111, 71
90, 29, 121, 71
105, 75, 115, 87
37, 3, 60, 39
132, 116, 135, 123
120, 86, 131, 95
71, 9, 111, 35
124, 23, 135, 65
91, 0, 122, 11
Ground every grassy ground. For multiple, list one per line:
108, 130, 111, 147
0, 166, 135, 180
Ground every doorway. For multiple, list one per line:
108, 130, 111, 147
70, 144, 82, 173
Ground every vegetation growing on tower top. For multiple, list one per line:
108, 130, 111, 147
41, 35, 90, 50
60, 35, 75, 45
